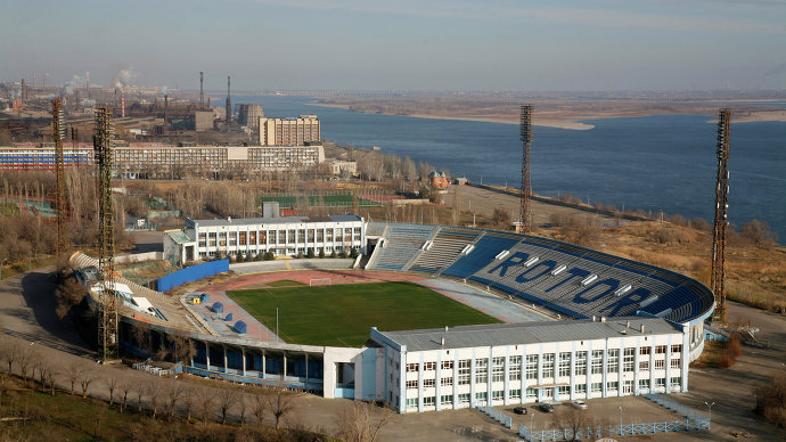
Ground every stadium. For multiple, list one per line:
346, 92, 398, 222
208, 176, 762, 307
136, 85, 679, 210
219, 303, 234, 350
69, 217, 715, 414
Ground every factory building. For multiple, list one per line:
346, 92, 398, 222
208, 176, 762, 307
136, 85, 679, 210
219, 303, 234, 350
0, 145, 324, 176
238, 104, 263, 129
163, 214, 366, 265
258, 115, 320, 146
370, 317, 689, 413
194, 111, 215, 132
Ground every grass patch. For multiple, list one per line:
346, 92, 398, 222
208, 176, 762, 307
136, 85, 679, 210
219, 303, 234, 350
227, 281, 500, 346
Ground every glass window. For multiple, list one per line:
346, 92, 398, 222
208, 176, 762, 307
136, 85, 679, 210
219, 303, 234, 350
307, 229, 315, 241
475, 391, 487, 402
575, 351, 587, 376
509, 356, 522, 381
326, 229, 333, 241
591, 382, 602, 392
591, 350, 603, 374
406, 363, 419, 373
459, 393, 471, 403
672, 344, 682, 353
423, 379, 435, 388
623, 380, 634, 394
559, 352, 571, 377
441, 360, 453, 370
639, 379, 650, 390
492, 357, 505, 382
640, 346, 651, 356
575, 384, 587, 394
316, 229, 324, 242
639, 360, 650, 371
510, 389, 521, 399
406, 398, 417, 409
458, 360, 471, 385
608, 349, 619, 373
406, 380, 417, 389
671, 358, 681, 369
440, 394, 453, 405
526, 355, 538, 380
423, 396, 435, 407
670, 377, 681, 388
655, 378, 666, 388
607, 381, 618, 392
655, 345, 667, 354
475, 359, 488, 384
655, 359, 665, 369
542, 353, 555, 378
558, 386, 570, 396
423, 362, 436, 371
623, 348, 636, 372
441, 377, 453, 387
526, 388, 537, 399
492, 390, 504, 401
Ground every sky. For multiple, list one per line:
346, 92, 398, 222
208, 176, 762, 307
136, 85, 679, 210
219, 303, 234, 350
2, 0, 786, 92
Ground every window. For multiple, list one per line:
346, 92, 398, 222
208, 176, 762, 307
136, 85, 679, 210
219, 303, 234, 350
298, 229, 306, 242
492, 357, 505, 382
670, 377, 681, 388
655, 345, 667, 354
198, 233, 207, 247
510, 389, 521, 399
406, 380, 417, 389
441, 360, 453, 370
575, 351, 588, 376
639, 360, 650, 371
441, 394, 453, 405
559, 352, 571, 377
640, 346, 651, 356
458, 360, 471, 385
607, 349, 619, 373
591, 350, 604, 374
509, 356, 522, 381
607, 381, 618, 392
542, 353, 555, 378
623, 380, 634, 394
406, 398, 417, 409
239, 231, 247, 246
316, 229, 324, 242
655, 378, 666, 388
423, 362, 436, 371
575, 384, 587, 394
475, 391, 487, 402
475, 359, 488, 384
492, 390, 504, 401
672, 344, 682, 353
526, 388, 537, 399
459, 393, 471, 404
406, 363, 419, 373
307, 229, 315, 242
325, 229, 333, 241
423, 396, 435, 407
591, 382, 602, 393
558, 386, 570, 396
423, 379, 435, 388
441, 377, 453, 387
639, 379, 650, 390
671, 358, 681, 369
655, 359, 665, 369
623, 348, 635, 373
526, 355, 538, 380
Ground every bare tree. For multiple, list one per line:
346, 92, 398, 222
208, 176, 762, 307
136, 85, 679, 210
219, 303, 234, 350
553, 408, 591, 442
0, 339, 20, 375
119, 382, 132, 413
147, 384, 161, 419
135, 384, 146, 413
181, 386, 195, 422
337, 401, 391, 442
166, 382, 184, 420
218, 388, 238, 425
65, 361, 80, 395
104, 374, 119, 406
238, 395, 248, 426
78, 368, 95, 398
196, 387, 216, 426
252, 392, 268, 427
268, 386, 296, 431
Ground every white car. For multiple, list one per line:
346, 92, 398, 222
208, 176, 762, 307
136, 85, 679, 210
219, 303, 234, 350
571, 400, 588, 410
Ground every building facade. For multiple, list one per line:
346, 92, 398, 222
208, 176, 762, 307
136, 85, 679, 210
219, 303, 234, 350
237, 104, 263, 129
258, 115, 320, 146
0, 145, 325, 177
370, 318, 689, 413
163, 214, 366, 265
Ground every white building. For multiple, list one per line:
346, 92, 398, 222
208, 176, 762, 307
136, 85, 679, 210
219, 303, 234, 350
369, 317, 688, 413
163, 214, 366, 265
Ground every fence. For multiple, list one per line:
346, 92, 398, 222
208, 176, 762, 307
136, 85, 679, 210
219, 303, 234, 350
519, 418, 710, 441
479, 406, 513, 429
156, 259, 229, 292
132, 360, 183, 377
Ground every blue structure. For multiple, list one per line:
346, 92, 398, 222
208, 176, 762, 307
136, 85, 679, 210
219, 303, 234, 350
200, 293, 209, 303
212, 302, 224, 313
156, 259, 229, 292
234, 320, 247, 334
224, 312, 233, 321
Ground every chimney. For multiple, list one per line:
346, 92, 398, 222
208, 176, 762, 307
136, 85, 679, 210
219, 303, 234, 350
120, 91, 126, 118
225, 75, 232, 124
199, 71, 205, 109
163, 94, 169, 133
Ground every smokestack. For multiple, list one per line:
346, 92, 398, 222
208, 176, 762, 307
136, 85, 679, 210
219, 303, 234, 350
225, 75, 232, 124
200, 72, 205, 109
20, 79, 26, 102
164, 94, 169, 134
120, 91, 126, 118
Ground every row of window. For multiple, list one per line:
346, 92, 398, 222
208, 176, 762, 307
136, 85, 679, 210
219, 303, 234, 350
405, 347, 683, 380
405, 377, 683, 409
198, 227, 362, 247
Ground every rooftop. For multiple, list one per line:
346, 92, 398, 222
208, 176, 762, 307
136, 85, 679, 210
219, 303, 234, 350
190, 214, 362, 227
375, 317, 681, 352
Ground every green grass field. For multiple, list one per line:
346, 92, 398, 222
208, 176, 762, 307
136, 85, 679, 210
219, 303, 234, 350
226, 281, 500, 346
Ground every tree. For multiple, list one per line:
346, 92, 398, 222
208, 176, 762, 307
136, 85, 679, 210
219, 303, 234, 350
252, 392, 268, 428
218, 388, 238, 425
181, 386, 196, 422
119, 382, 132, 413
1, 339, 20, 376
553, 408, 590, 442
65, 361, 80, 395
491, 208, 511, 228
337, 401, 391, 442
739, 220, 777, 247
318, 248, 325, 259
268, 386, 295, 430
196, 387, 216, 426
104, 374, 120, 406
78, 368, 95, 398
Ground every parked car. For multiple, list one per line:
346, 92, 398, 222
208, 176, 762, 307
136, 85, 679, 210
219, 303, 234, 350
513, 406, 527, 415
538, 403, 554, 413
571, 400, 588, 410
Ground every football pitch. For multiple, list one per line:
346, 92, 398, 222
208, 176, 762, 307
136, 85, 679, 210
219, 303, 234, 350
226, 281, 500, 346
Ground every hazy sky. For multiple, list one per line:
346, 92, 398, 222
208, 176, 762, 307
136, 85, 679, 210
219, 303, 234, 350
2, 0, 786, 91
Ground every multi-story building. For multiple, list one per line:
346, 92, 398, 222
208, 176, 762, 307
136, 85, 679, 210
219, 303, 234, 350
194, 111, 215, 132
237, 104, 263, 129
258, 115, 320, 146
370, 317, 688, 413
0, 145, 325, 177
163, 214, 366, 265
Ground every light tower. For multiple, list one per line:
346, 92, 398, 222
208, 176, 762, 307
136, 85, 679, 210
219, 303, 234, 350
94, 106, 118, 360
519, 104, 533, 233
51, 98, 68, 257
711, 108, 731, 322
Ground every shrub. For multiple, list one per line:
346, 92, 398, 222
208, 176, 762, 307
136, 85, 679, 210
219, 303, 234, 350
755, 374, 786, 428
263, 251, 275, 261
739, 220, 777, 247
306, 248, 315, 259
318, 248, 325, 259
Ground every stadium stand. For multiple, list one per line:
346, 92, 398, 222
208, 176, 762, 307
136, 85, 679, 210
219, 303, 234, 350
409, 228, 482, 274
369, 222, 437, 271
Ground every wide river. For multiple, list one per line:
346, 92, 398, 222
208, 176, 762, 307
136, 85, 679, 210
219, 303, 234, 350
238, 95, 786, 242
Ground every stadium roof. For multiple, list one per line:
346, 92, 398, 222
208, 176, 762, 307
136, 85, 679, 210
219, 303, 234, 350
191, 214, 362, 227
374, 317, 682, 352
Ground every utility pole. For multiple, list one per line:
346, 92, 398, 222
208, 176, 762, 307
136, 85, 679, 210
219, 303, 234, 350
711, 108, 731, 322
518, 105, 533, 233
94, 106, 118, 360
51, 98, 68, 258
